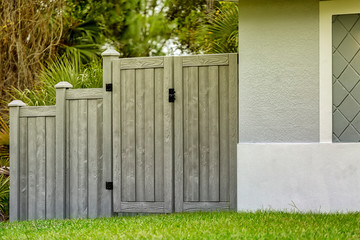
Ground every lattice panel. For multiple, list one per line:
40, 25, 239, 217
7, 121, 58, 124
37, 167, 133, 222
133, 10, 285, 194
333, 14, 360, 142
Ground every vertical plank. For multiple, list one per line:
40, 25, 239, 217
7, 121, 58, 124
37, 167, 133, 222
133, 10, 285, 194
219, 65, 229, 202
174, 56, 184, 212
102, 51, 119, 217
112, 61, 122, 211
9, 104, 21, 222
199, 67, 209, 202
36, 117, 46, 219
154, 68, 164, 202
95, 99, 104, 216
78, 100, 88, 218
184, 66, 199, 202
27, 118, 37, 220
228, 54, 238, 209
55, 83, 72, 219
69, 100, 79, 218
208, 66, 220, 202
163, 56, 174, 212
46, 117, 56, 219
65, 100, 70, 218
88, 100, 99, 218
122, 69, 136, 202
19, 118, 28, 220
144, 68, 155, 202
135, 69, 145, 202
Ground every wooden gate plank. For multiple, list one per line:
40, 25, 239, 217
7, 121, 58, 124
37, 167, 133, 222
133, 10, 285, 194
184, 66, 199, 202
154, 68, 164, 202
78, 100, 88, 218
199, 67, 209, 201
135, 69, 146, 202
208, 66, 220, 202
174, 56, 184, 212
36, 117, 46, 219
112, 61, 122, 211
144, 68, 155, 202
228, 54, 238, 209
27, 118, 36, 220
219, 66, 229, 202
69, 100, 79, 217
88, 100, 99, 218
19, 118, 28, 220
122, 69, 136, 202
46, 117, 56, 219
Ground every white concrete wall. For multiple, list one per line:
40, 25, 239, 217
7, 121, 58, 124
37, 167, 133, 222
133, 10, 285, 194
238, 143, 360, 212
238, 0, 319, 142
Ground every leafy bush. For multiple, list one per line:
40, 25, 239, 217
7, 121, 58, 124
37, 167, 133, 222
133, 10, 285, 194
8, 54, 103, 106
0, 116, 9, 221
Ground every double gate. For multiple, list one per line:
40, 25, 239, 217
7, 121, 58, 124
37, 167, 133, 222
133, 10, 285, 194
110, 54, 238, 213
9, 53, 238, 221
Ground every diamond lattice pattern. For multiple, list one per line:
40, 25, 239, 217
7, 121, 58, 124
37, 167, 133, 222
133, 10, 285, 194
333, 14, 360, 142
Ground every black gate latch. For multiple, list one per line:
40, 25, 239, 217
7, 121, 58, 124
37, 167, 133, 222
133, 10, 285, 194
106, 83, 113, 92
106, 182, 113, 190
169, 88, 176, 102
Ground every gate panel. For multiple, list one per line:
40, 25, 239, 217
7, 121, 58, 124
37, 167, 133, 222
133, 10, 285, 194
112, 57, 173, 213
174, 54, 238, 212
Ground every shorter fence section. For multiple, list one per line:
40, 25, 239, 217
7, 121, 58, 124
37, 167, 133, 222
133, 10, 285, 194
9, 85, 109, 222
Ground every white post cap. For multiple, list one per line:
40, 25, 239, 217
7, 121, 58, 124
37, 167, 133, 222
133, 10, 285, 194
101, 49, 120, 57
55, 81, 73, 89
8, 100, 26, 107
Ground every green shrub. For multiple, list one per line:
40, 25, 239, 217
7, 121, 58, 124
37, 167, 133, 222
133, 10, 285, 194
0, 116, 9, 221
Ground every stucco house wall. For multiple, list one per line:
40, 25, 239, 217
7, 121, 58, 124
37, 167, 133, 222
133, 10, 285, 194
237, 0, 360, 212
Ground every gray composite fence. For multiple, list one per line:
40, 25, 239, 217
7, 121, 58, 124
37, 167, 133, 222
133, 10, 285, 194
9, 52, 238, 222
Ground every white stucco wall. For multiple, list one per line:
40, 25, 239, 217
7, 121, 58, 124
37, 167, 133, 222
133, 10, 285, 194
238, 143, 360, 212
238, 0, 319, 142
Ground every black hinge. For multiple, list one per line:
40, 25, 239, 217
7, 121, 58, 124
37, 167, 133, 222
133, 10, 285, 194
106, 83, 113, 92
169, 88, 176, 102
106, 182, 113, 190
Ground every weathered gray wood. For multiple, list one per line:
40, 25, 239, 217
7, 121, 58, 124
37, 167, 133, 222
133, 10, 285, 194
78, 100, 88, 218
9, 105, 21, 221
46, 117, 56, 219
144, 68, 155, 202
88, 100, 99, 218
112, 61, 122, 212
36, 117, 46, 219
174, 56, 184, 212
120, 202, 165, 213
19, 118, 28, 221
182, 54, 229, 67
55, 84, 71, 219
102, 50, 119, 217
122, 69, 136, 202
228, 53, 238, 210
119, 57, 164, 69
199, 67, 209, 201
219, 65, 229, 202
135, 69, 146, 202
163, 56, 173, 212
20, 106, 56, 117
208, 66, 220, 202
184, 67, 199, 202
66, 88, 103, 100
27, 117, 37, 220
95, 99, 104, 216
154, 68, 164, 202
65, 100, 70, 218
182, 202, 230, 212
69, 100, 79, 218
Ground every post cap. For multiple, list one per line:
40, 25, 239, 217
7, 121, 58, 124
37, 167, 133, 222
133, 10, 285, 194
101, 49, 120, 57
8, 100, 26, 107
55, 81, 73, 89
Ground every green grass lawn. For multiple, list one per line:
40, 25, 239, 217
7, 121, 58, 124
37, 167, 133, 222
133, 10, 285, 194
0, 211, 359, 239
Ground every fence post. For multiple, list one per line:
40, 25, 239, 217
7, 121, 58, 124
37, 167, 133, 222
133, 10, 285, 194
55, 81, 73, 219
8, 100, 26, 222
101, 49, 120, 216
